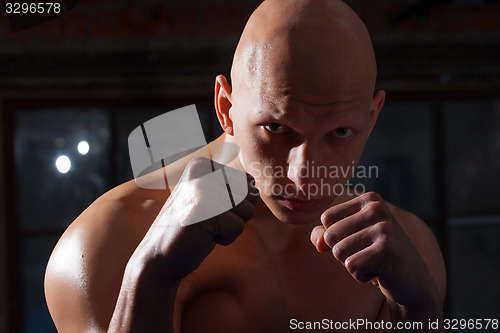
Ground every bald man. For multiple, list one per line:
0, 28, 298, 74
45, 0, 446, 332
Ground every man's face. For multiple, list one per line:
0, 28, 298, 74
230, 74, 377, 225
215, 0, 383, 225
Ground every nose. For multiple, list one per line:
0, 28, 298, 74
287, 142, 317, 190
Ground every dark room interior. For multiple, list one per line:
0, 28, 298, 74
1, 0, 500, 331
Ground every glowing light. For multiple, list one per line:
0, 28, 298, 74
55, 155, 71, 174
77, 140, 90, 155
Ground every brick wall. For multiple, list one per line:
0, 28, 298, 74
0, 1, 261, 42
346, 1, 500, 33
1, 0, 500, 98
2, 1, 500, 41
1, 1, 499, 97
0, 1, 265, 100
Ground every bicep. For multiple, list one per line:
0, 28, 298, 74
45, 200, 143, 332
45, 229, 106, 332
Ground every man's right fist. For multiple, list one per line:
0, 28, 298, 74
134, 157, 259, 282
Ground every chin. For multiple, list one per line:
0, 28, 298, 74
275, 211, 320, 225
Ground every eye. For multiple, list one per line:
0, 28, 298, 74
330, 127, 353, 139
263, 123, 286, 134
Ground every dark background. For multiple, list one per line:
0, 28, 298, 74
1, 0, 500, 332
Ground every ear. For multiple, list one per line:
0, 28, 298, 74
368, 90, 385, 135
214, 75, 234, 136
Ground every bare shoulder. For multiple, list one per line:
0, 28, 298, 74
386, 201, 447, 304
45, 179, 168, 332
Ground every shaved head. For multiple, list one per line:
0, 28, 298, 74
230, 0, 377, 105
215, 0, 385, 224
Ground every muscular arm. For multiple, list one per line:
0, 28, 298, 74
311, 193, 446, 333
107, 258, 180, 332
45, 158, 257, 333
44, 187, 168, 332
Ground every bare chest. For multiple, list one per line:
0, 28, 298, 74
178, 239, 385, 333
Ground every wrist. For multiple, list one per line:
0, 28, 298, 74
387, 286, 443, 325
125, 248, 183, 288
110, 255, 180, 332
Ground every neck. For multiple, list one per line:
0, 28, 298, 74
248, 199, 319, 258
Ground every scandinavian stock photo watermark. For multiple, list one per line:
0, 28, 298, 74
247, 159, 378, 199
128, 105, 380, 226
128, 105, 249, 226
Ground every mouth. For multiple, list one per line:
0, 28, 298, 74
275, 196, 325, 212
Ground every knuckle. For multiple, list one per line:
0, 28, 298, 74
363, 191, 383, 202
187, 156, 211, 169
361, 201, 386, 221
323, 228, 337, 248
361, 202, 377, 220
345, 256, 371, 283
371, 221, 393, 249
184, 157, 213, 179
344, 256, 358, 276
371, 236, 387, 256
320, 210, 332, 225
373, 225, 391, 250
331, 243, 346, 262
374, 220, 390, 235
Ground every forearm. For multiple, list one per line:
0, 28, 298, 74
108, 255, 180, 333
387, 291, 444, 333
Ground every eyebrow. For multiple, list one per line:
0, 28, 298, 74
254, 101, 366, 130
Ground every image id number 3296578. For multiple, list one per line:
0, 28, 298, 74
5, 2, 61, 14
442, 318, 499, 330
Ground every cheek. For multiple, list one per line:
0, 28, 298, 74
237, 126, 273, 165
241, 145, 271, 180
240, 145, 284, 191
231, 117, 249, 143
